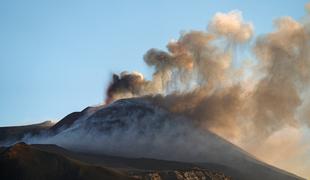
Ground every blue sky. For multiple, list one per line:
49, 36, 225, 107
0, 0, 308, 126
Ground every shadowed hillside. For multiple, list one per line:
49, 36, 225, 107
0, 142, 134, 180
0, 142, 232, 180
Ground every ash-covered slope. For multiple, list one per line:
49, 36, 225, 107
0, 121, 54, 144
38, 98, 304, 180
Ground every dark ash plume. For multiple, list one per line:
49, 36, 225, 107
105, 71, 148, 104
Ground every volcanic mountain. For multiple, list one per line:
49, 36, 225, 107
0, 98, 305, 180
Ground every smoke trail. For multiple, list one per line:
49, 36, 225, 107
105, 9, 310, 139
103, 8, 310, 178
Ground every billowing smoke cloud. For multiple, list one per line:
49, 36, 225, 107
106, 10, 310, 137
102, 8, 310, 178
249, 16, 310, 139
105, 71, 148, 104
208, 10, 253, 43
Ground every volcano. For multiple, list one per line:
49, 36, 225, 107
0, 98, 305, 180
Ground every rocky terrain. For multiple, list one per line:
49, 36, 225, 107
129, 169, 230, 180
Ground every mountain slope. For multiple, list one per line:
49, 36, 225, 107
45, 98, 304, 180
0, 121, 54, 144
0, 142, 231, 180
0, 98, 305, 180
0, 142, 134, 180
